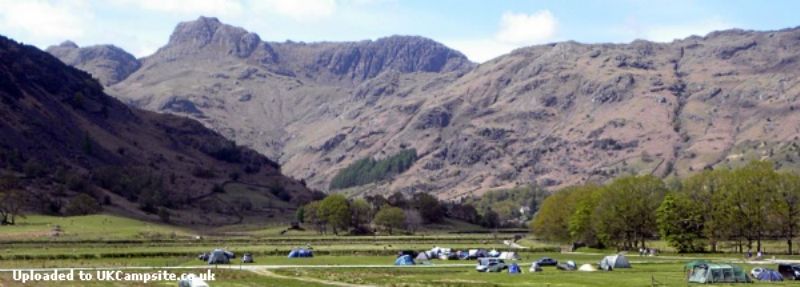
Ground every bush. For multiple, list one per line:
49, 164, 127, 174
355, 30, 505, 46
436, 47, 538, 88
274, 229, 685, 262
330, 149, 417, 189
64, 194, 102, 216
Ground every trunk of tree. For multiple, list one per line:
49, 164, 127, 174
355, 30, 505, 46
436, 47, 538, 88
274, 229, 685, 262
788, 238, 793, 255
710, 239, 717, 253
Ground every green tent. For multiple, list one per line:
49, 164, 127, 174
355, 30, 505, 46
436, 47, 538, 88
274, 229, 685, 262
687, 263, 751, 284
684, 260, 710, 272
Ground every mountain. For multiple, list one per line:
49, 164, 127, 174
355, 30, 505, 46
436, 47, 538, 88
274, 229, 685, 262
1, 35, 314, 225
45, 41, 140, 86
50, 17, 800, 199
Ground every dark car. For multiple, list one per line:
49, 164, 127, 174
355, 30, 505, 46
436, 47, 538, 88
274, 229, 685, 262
778, 264, 800, 280
535, 257, 558, 266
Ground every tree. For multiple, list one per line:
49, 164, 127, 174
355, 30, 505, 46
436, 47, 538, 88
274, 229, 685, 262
295, 206, 305, 223
480, 208, 500, 229
404, 209, 423, 234
772, 172, 800, 254
303, 201, 326, 234
531, 187, 573, 242
722, 161, 778, 252
387, 192, 408, 208
656, 193, 705, 252
0, 189, 26, 225
593, 175, 666, 250
373, 205, 405, 234
568, 185, 602, 246
318, 194, 351, 235
411, 193, 444, 224
64, 194, 102, 216
680, 169, 729, 252
350, 198, 372, 229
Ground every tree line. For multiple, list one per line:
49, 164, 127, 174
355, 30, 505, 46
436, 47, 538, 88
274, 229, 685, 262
531, 161, 800, 254
329, 149, 418, 190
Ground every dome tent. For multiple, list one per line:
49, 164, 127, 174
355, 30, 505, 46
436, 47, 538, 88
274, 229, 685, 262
599, 254, 631, 271
395, 255, 415, 265
288, 248, 313, 258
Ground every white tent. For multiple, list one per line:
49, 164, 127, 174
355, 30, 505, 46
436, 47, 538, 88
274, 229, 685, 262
599, 254, 631, 271
498, 252, 520, 260
488, 249, 500, 257
578, 264, 597, 272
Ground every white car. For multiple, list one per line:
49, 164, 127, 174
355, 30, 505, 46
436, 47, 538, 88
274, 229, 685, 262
477, 258, 506, 272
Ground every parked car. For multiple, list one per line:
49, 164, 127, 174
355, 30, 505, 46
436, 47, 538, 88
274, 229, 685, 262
242, 253, 254, 263
535, 257, 558, 266
477, 258, 506, 272
778, 264, 800, 280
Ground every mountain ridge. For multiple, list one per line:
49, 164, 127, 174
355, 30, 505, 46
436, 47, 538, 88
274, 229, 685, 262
2, 35, 313, 225
48, 17, 800, 199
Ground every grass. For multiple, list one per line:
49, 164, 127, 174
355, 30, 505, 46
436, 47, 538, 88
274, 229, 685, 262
0, 214, 192, 241
6, 214, 800, 286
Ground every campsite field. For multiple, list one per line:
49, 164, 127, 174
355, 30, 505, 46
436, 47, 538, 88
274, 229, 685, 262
2, 214, 800, 286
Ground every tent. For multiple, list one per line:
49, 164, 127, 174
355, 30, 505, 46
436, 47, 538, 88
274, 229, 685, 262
207, 249, 233, 264
599, 254, 631, 271
508, 263, 522, 274
685, 260, 711, 277
416, 251, 432, 261
395, 255, 415, 265
498, 252, 520, 260
288, 248, 314, 258
579, 264, 597, 272
529, 263, 543, 272
756, 269, 783, 282
398, 250, 417, 258
178, 274, 209, 287
468, 249, 489, 259
488, 249, 500, 257
557, 261, 577, 271
687, 264, 751, 284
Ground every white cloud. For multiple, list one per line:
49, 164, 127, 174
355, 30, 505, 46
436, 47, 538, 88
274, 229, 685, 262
643, 18, 733, 42
252, 0, 337, 21
495, 10, 557, 46
446, 10, 558, 63
0, 0, 91, 44
108, 0, 243, 16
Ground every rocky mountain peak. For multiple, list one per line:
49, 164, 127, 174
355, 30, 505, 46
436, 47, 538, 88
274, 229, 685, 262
58, 40, 79, 49
164, 16, 263, 58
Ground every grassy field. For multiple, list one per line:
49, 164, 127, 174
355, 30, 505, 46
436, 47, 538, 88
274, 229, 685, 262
2, 214, 799, 286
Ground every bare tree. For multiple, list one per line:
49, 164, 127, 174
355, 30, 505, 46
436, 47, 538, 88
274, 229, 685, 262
404, 209, 423, 234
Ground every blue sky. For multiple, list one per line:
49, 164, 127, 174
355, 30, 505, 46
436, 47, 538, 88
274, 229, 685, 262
0, 0, 798, 62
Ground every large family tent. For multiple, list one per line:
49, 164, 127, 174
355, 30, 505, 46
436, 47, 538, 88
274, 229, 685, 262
599, 254, 631, 271
756, 269, 783, 281
207, 249, 234, 264
395, 255, 415, 265
468, 249, 489, 259
687, 264, 751, 284
288, 248, 314, 258
498, 252, 520, 260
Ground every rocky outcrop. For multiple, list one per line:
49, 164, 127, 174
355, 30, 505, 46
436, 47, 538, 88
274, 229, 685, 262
46, 41, 140, 85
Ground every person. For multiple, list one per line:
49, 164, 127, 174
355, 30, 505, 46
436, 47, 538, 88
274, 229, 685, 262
746, 249, 752, 259
756, 250, 763, 260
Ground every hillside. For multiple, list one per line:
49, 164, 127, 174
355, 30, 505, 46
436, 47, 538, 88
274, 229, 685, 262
50, 17, 800, 199
0, 35, 314, 225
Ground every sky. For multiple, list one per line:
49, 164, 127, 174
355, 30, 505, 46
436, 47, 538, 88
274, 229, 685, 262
0, 0, 798, 63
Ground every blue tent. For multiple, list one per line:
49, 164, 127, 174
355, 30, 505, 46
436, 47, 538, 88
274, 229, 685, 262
757, 269, 784, 281
395, 255, 415, 265
509, 263, 522, 274
288, 248, 313, 258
